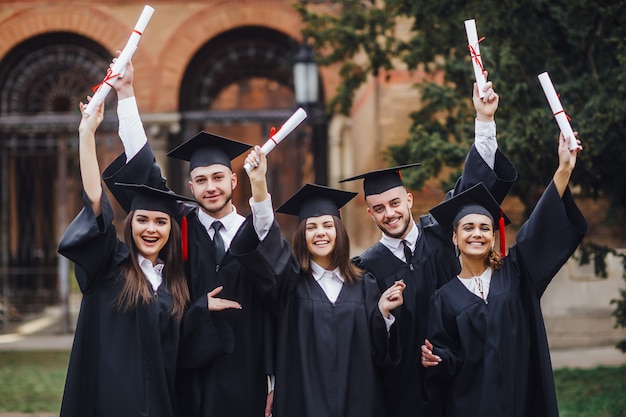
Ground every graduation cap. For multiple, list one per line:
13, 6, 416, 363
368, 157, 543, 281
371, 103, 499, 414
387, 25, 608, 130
276, 183, 357, 223
429, 182, 510, 257
339, 163, 421, 196
113, 182, 196, 218
167, 131, 252, 172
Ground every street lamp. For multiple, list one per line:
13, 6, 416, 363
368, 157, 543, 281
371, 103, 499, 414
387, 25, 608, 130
292, 41, 327, 184
293, 42, 319, 106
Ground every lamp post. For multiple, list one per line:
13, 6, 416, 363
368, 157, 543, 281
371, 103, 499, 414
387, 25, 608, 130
293, 43, 319, 106
292, 42, 327, 184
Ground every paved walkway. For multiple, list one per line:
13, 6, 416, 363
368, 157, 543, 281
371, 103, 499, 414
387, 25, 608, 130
2, 331, 625, 369
3, 307, 626, 368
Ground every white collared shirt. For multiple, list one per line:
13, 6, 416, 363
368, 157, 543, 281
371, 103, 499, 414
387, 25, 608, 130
197, 196, 274, 248
310, 261, 344, 303
380, 221, 419, 262
138, 254, 164, 291
457, 268, 493, 300
197, 207, 245, 251
309, 261, 395, 330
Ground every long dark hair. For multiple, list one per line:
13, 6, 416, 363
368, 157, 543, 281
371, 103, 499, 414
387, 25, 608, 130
115, 211, 190, 320
292, 215, 362, 284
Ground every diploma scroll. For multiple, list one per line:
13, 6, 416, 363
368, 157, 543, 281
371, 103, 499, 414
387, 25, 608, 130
244, 108, 308, 172
85, 5, 155, 115
537, 72, 579, 150
464, 19, 486, 98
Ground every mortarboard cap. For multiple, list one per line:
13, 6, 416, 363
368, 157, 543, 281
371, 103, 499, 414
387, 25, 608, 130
167, 131, 252, 172
276, 183, 357, 223
429, 182, 511, 234
339, 163, 421, 196
429, 183, 511, 257
113, 182, 196, 218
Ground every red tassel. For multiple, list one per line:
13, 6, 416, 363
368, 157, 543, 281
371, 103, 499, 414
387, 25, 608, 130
499, 209, 506, 258
181, 214, 189, 261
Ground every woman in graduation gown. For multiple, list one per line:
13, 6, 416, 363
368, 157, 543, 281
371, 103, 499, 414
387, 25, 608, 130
229, 147, 406, 417
421, 133, 588, 417
57, 100, 237, 417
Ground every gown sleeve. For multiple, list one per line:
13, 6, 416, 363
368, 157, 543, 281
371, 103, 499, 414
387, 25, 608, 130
57, 191, 128, 294
424, 290, 462, 399
365, 273, 401, 366
451, 144, 518, 204
177, 295, 235, 369
229, 215, 295, 298
509, 182, 588, 296
102, 141, 168, 212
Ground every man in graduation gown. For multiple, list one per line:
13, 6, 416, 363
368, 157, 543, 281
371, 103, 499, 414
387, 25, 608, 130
339, 81, 518, 417
102, 61, 278, 417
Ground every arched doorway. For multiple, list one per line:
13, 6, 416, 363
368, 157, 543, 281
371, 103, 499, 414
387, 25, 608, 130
0, 32, 115, 326
174, 26, 326, 235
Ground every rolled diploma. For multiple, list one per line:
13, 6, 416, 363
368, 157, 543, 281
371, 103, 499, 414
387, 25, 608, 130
244, 108, 308, 172
538, 72, 578, 150
85, 5, 155, 115
464, 19, 486, 98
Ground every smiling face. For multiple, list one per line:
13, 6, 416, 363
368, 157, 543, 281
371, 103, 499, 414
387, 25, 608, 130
131, 209, 172, 264
304, 214, 337, 269
365, 186, 414, 239
453, 213, 495, 261
188, 164, 237, 218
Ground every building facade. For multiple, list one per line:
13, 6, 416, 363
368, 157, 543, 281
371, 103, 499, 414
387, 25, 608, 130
0, 0, 624, 349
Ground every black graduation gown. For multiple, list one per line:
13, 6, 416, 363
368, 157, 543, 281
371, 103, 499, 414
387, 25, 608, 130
352, 145, 518, 417
102, 143, 277, 417
425, 183, 588, 417
57, 192, 181, 417
230, 220, 399, 417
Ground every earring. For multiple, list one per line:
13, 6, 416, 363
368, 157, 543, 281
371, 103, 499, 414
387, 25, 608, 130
455, 244, 460, 257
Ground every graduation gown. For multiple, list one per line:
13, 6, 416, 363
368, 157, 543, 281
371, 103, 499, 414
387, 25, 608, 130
103, 143, 277, 417
57, 192, 181, 417
230, 220, 398, 417
425, 183, 588, 417
352, 145, 518, 417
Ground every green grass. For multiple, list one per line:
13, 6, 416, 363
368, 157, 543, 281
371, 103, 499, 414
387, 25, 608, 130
554, 365, 626, 417
0, 351, 69, 413
0, 351, 624, 415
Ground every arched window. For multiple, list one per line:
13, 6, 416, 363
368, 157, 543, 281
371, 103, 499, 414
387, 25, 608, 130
0, 33, 112, 322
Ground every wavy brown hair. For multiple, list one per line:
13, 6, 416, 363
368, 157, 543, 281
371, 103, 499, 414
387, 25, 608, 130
114, 211, 190, 321
292, 215, 362, 284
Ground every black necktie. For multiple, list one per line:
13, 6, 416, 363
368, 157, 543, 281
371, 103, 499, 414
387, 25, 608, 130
211, 221, 225, 264
402, 240, 413, 265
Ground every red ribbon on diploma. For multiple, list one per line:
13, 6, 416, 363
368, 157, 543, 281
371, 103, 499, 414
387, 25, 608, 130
91, 68, 121, 93
268, 126, 279, 146
467, 37, 486, 74
554, 95, 572, 121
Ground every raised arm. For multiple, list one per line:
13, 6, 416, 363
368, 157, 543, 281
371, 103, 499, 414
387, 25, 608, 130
78, 99, 105, 216
245, 145, 269, 203
112, 54, 148, 160
554, 132, 581, 197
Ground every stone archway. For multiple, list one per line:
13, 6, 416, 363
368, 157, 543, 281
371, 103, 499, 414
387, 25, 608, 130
0, 32, 114, 322
171, 25, 325, 236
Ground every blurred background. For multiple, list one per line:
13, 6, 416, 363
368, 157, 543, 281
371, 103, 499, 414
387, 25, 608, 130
0, 0, 624, 414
